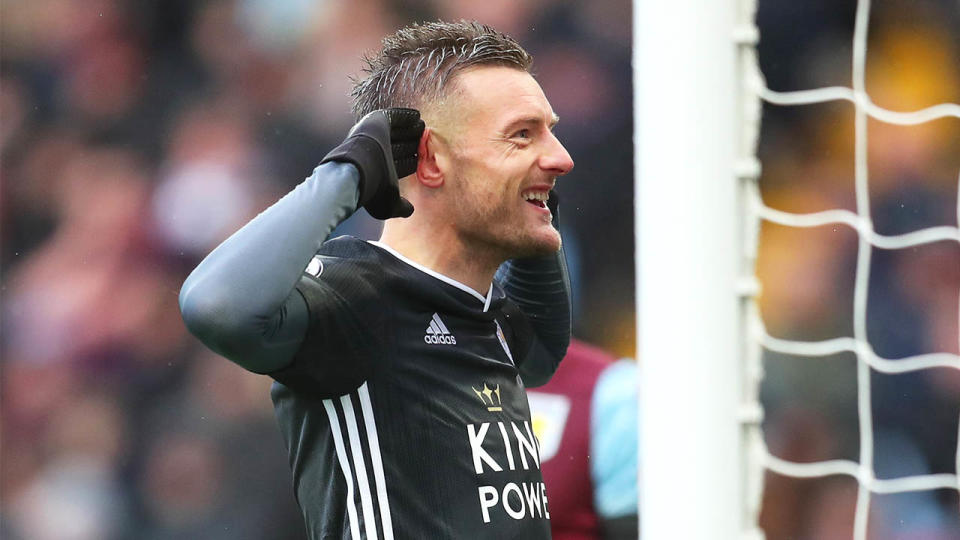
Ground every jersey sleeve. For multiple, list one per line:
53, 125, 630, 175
590, 360, 640, 520
179, 162, 361, 374
266, 264, 382, 398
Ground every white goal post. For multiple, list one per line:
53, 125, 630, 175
635, 0, 764, 538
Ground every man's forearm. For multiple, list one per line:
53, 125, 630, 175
179, 162, 361, 372
496, 247, 572, 386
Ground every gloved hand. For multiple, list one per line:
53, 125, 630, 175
321, 108, 424, 219
546, 190, 560, 229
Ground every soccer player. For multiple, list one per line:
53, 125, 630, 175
528, 339, 639, 539
179, 20, 574, 539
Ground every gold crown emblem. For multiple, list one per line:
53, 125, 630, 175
472, 383, 502, 412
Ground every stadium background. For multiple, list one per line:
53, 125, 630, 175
0, 0, 957, 538
755, 1, 959, 537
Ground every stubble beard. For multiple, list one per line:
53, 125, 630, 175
453, 175, 560, 263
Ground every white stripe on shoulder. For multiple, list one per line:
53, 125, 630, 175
495, 320, 514, 364
341, 394, 379, 540
358, 383, 394, 540
367, 241, 490, 305
482, 288, 494, 313
322, 400, 361, 539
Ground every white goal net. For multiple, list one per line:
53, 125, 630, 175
637, 0, 959, 538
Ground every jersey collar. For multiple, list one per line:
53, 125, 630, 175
368, 241, 496, 312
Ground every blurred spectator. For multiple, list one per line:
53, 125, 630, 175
149, 97, 269, 258
529, 339, 639, 539
757, 0, 960, 537
6, 393, 129, 540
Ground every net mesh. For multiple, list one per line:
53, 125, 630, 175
738, 0, 960, 538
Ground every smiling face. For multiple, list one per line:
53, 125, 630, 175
430, 65, 574, 260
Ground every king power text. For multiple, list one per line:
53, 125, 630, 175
467, 421, 550, 524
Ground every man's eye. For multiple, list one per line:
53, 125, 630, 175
513, 129, 530, 139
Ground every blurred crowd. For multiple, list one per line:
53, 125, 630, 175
1, 1, 631, 539
2, 0, 958, 538
755, 0, 960, 538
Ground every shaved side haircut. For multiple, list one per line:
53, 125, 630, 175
351, 20, 533, 118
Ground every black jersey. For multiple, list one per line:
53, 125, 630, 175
269, 236, 551, 540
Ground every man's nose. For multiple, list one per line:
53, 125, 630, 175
539, 133, 575, 176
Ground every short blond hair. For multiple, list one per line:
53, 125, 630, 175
351, 20, 532, 119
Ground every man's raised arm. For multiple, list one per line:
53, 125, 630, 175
179, 109, 423, 373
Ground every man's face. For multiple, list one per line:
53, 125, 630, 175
432, 66, 574, 260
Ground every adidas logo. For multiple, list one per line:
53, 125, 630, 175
424, 313, 457, 345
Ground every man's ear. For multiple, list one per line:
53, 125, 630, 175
416, 128, 444, 188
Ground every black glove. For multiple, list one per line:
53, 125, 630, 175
320, 108, 424, 220
546, 190, 560, 229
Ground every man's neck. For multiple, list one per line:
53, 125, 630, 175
379, 220, 501, 295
